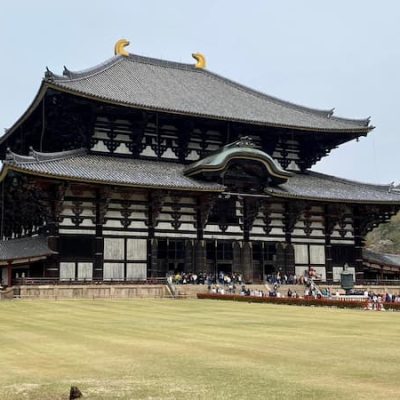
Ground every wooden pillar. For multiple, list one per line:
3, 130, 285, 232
93, 189, 104, 280
148, 239, 158, 278
194, 193, 217, 275
241, 241, 253, 283
233, 241, 241, 275
284, 244, 295, 277
148, 190, 165, 277
353, 206, 365, 283
46, 183, 67, 279
283, 201, 304, 276
275, 243, 284, 273
184, 240, 193, 273
194, 240, 207, 274
325, 236, 333, 283
7, 262, 12, 287
243, 199, 250, 242
324, 205, 335, 283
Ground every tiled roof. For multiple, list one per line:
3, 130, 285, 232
3, 149, 224, 192
265, 171, 400, 204
3, 149, 399, 203
45, 54, 371, 132
0, 236, 54, 261
363, 249, 400, 268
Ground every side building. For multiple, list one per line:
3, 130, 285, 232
0, 41, 399, 286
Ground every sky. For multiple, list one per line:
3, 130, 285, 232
1, 0, 399, 184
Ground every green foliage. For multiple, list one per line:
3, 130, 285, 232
198, 293, 400, 310
366, 212, 400, 253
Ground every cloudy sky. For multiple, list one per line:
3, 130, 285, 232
1, 0, 399, 184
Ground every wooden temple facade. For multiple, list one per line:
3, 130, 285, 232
0, 41, 399, 286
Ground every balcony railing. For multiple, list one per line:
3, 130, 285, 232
12, 277, 167, 286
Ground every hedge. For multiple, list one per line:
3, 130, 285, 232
197, 293, 400, 311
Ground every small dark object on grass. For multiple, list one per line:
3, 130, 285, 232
70, 386, 83, 399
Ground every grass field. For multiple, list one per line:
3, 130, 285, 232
1, 299, 400, 400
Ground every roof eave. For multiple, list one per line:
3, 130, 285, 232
0, 81, 50, 147
264, 188, 400, 205
0, 163, 226, 193
45, 83, 373, 135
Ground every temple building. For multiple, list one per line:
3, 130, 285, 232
0, 39, 399, 286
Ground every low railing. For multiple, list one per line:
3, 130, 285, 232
13, 277, 167, 286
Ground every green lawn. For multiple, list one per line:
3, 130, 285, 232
0, 299, 400, 400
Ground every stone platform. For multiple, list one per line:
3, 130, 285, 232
13, 284, 168, 300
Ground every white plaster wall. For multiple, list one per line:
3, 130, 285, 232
60, 262, 75, 280
310, 245, 325, 265
103, 263, 124, 280
104, 238, 125, 260
126, 263, 147, 280
127, 239, 147, 261
78, 263, 93, 280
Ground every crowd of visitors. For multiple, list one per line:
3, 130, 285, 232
208, 282, 301, 298
168, 270, 400, 311
170, 271, 307, 286
169, 271, 243, 286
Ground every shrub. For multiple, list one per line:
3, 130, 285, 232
197, 293, 400, 311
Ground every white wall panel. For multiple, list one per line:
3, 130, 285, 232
126, 263, 147, 280
103, 263, 124, 280
295, 266, 308, 278
130, 221, 148, 230
310, 245, 325, 265
2, 267, 9, 285
269, 227, 284, 235
141, 146, 157, 157
78, 263, 93, 280
114, 143, 131, 154
102, 230, 148, 237
91, 141, 110, 152
162, 148, 178, 159
104, 238, 125, 260
294, 244, 308, 264
59, 228, 96, 235
155, 232, 197, 238
60, 262, 75, 280
313, 266, 326, 281
127, 239, 147, 261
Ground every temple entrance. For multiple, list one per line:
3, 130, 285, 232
157, 239, 186, 274
216, 240, 234, 276
205, 240, 236, 277
217, 262, 232, 275
253, 242, 277, 281
275, 243, 295, 277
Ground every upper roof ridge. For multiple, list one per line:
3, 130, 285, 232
50, 53, 198, 83
48, 53, 369, 125
49, 56, 124, 82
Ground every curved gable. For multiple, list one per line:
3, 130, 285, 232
184, 137, 292, 186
